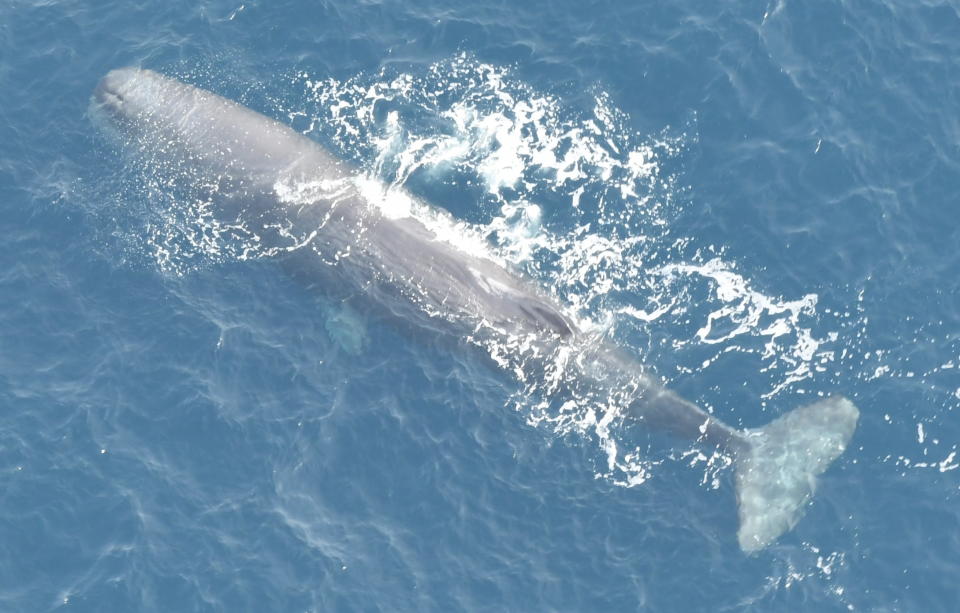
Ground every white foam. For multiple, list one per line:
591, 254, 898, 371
113, 56, 843, 490
280, 55, 844, 487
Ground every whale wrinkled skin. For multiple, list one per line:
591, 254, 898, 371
92, 68, 859, 552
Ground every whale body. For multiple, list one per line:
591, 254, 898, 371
92, 67, 859, 552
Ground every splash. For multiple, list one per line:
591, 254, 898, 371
283, 55, 844, 485
96, 55, 843, 489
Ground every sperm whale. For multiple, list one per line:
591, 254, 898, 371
91, 67, 859, 552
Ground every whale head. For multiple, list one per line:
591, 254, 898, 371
90, 67, 346, 189
93, 67, 160, 120
91, 68, 205, 139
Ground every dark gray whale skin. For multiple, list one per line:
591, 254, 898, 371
91, 68, 859, 553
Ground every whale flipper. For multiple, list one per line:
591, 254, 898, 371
324, 302, 368, 355
734, 396, 859, 552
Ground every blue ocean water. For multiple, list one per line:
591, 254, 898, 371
2, 0, 959, 610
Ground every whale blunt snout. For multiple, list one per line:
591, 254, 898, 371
93, 67, 169, 121
93, 67, 142, 108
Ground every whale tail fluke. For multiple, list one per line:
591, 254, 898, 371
733, 395, 859, 553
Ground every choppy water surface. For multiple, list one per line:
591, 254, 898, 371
1, 0, 959, 611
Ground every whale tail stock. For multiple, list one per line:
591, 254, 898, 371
732, 395, 859, 552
